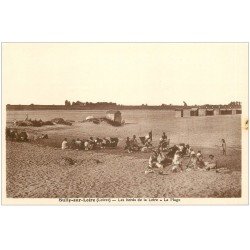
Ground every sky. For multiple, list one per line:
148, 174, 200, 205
3, 43, 248, 106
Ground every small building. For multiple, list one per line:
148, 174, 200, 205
106, 110, 122, 124
198, 108, 206, 116
220, 109, 233, 115
214, 108, 220, 115
183, 109, 191, 117
190, 108, 199, 116
236, 109, 242, 114
220, 109, 227, 115
175, 109, 183, 118
232, 109, 242, 115
206, 108, 214, 116
175, 107, 241, 118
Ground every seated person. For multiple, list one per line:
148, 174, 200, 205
99, 138, 106, 148
159, 134, 169, 151
148, 150, 164, 169
162, 132, 167, 140
94, 137, 102, 149
186, 145, 193, 156
88, 137, 95, 150
70, 139, 76, 149
157, 149, 170, 166
148, 131, 153, 141
80, 139, 86, 149
131, 135, 140, 151
178, 144, 185, 155
196, 151, 205, 168
145, 139, 152, 147
62, 138, 68, 150
41, 134, 48, 139
124, 137, 132, 153
111, 137, 119, 147
172, 150, 183, 172
75, 138, 82, 149
102, 138, 110, 148
205, 154, 217, 170
84, 140, 91, 150
186, 151, 197, 170
144, 135, 152, 147
18, 131, 28, 141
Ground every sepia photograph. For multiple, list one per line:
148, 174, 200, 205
1, 42, 248, 205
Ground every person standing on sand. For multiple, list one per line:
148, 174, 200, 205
62, 138, 68, 150
222, 139, 226, 155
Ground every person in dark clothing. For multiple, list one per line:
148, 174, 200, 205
124, 137, 132, 153
149, 131, 152, 141
222, 139, 226, 155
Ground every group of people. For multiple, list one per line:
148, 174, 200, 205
124, 134, 152, 153
6, 128, 49, 142
144, 133, 227, 175
146, 144, 218, 175
124, 131, 173, 153
62, 137, 119, 151
124, 131, 163, 153
6, 128, 29, 142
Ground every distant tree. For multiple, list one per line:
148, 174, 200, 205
75, 101, 82, 105
65, 100, 71, 106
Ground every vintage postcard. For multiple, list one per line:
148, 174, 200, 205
1, 43, 248, 205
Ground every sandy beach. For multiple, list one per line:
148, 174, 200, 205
6, 141, 241, 198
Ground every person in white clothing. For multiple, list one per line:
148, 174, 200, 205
172, 150, 183, 172
62, 138, 68, 150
